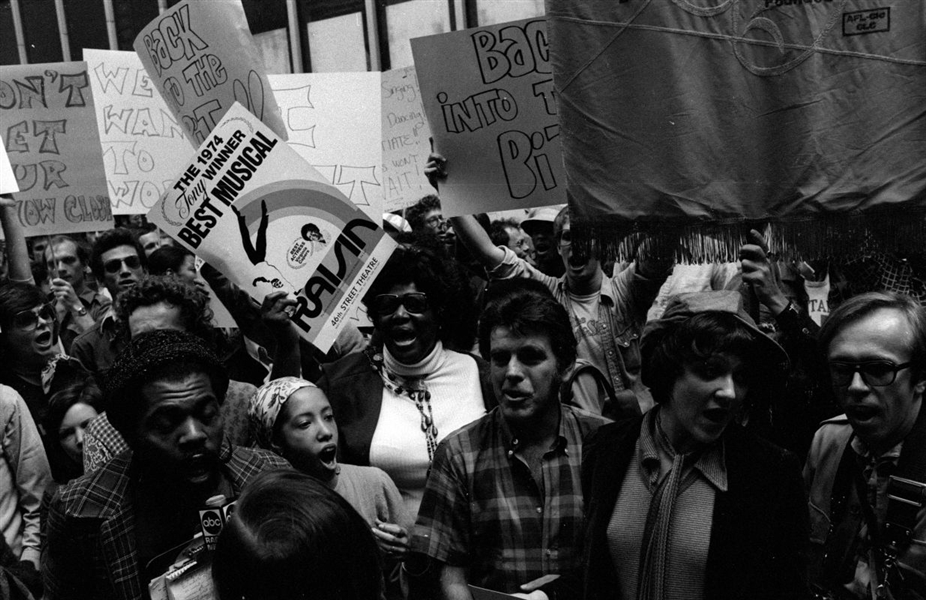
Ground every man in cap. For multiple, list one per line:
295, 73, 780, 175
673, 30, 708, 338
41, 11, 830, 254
805, 291, 926, 599
520, 205, 565, 278
43, 329, 290, 599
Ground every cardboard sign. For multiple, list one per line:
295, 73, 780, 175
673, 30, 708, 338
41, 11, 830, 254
84, 49, 195, 215
411, 18, 564, 217
133, 0, 287, 147
0, 62, 114, 238
148, 103, 395, 353
269, 73, 382, 219
0, 139, 18, 194
381, 66, 432, 212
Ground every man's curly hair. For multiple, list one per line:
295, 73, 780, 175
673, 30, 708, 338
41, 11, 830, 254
115, 275, 214, 342
405, 195, 442, 232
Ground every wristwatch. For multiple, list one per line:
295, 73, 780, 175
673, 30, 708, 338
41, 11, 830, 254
73, 304, 88, 317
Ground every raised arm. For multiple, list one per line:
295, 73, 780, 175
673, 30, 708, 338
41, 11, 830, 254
449, 214, 505, 270
0, 195, 33, 283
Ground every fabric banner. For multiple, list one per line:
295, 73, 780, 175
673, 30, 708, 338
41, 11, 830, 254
547, 1, 926, 259
147, 102, 395, 353
85, 49, 194, 215
269, 73, 382, 220
411, 18, 565, 217
133, 0, 287, 147
0, 62, 114, 239
381, 66, 433, 213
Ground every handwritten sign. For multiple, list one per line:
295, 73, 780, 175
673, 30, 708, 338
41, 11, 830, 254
381, 66, 432, 212
133, 0, 287, 147
0, 62, 114, 238
269, 73, 382, 219
0, 138, 18, 194
148, 102, 395, 353
84, 49, 194, 215
411, 18, 564, 217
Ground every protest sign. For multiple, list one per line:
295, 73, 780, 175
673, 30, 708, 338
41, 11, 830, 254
411, 18, 564, 217
0, 62, 114, 238
381, 66, 432, 212
148, 102, 395, 353
0, 140, 18, 194
547, 1, 926, 259
133, 0, 287, 147
269, 73, 382, 219
85, 49, 194, 215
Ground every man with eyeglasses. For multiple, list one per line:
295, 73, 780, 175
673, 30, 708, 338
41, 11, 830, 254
70, 228, 147, 379
805, 291, 926, 599
406, 194, 456, 253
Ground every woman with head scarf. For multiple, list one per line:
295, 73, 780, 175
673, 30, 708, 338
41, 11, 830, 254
250, 377, 411, 598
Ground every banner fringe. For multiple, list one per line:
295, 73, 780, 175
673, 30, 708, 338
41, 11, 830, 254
572, 209, 926, 264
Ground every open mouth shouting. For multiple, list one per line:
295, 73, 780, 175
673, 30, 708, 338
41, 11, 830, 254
702, 407, 731, 424
846, 404, 880, 425
318, 444, 338, 470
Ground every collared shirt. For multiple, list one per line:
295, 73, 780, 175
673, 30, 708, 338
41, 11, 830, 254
411, 404, 607, 593
804, 416, 926, 600
489, 246, 663, 412
608, 408, 726, 600
43, 441, 290, 600
69, 307, 124, 379
0, 385, 51, 566
843, 435, 904, 599
56, 288, 111, 354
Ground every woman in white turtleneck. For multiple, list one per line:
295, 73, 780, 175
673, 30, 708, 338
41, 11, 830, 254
317, 239, 496, 521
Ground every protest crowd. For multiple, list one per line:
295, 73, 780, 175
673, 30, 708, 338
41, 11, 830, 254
1, 2, 925, 600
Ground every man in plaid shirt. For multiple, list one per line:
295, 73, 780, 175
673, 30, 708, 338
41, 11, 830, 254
411, 280, 608, 600
42, 330, 289, 600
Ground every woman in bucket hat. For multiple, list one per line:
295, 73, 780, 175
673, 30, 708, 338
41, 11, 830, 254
579, 291, 809, 600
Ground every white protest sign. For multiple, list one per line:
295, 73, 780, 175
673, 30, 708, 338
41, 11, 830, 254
269, 73, 382, 219
133, 0, 287, 146
381, 66, 432, 212
84, 49, 194, 215
0, 62, 114, 238
0, 139, 18, 194
148, 102, 395, 353
411, 18, 564, 216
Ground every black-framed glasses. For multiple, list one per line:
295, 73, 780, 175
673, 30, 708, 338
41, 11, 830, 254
829, 361, 914, 387
557, 229, 573, 248
370, 292, 430, 315
424, 215, 449, 232
103, 255, 141, 274
10, 302, 57, 331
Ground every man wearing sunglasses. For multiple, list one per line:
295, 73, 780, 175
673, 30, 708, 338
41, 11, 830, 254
805, 292, 926, 599
70, 228, 147, 379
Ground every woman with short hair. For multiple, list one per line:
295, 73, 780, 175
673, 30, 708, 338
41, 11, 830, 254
580, 291, 809, 600
318, 239, 494, 519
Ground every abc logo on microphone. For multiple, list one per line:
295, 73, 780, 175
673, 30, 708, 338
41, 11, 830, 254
201, 510, 224, 535
199, 508, 227, 550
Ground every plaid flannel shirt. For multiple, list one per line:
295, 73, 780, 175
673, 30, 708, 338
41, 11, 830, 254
411, 404, 607, 593
43, 441, 290, 600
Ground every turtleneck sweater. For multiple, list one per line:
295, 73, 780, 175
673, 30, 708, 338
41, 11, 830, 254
369, 341, 486, 519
